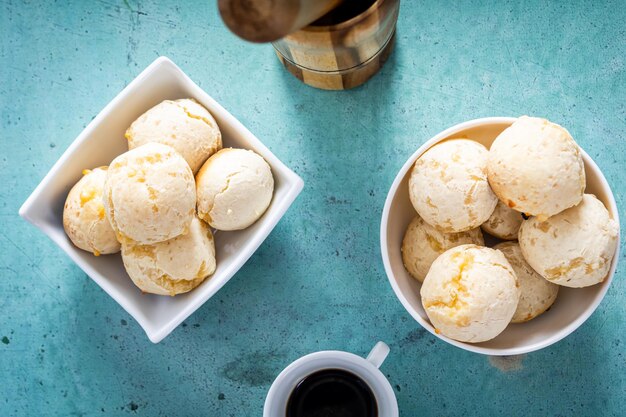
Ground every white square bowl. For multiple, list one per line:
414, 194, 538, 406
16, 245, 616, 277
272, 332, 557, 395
19, 57, 304, 343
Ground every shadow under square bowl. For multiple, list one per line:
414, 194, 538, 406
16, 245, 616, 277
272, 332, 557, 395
380, 117, 620, 355
19, 57, 304, 343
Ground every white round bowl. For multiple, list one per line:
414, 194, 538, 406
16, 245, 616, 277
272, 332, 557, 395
380, 117, 621, 355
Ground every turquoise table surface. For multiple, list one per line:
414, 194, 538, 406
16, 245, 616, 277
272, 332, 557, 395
1, 0, 625, 416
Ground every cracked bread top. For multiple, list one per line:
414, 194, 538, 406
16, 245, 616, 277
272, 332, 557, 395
402, 214, 484, 282
494, 241, 559, 323
121, 216, 216, 296
196, 148, 274, 231
126, 98, 222, 174
63, 166, 121, 256
103, 143, 196, 245
409, 139, 498, 233
519, 194, 618, 288
420, 244, 520, 343
481, 200, 524, 240
487, 116, 585, 220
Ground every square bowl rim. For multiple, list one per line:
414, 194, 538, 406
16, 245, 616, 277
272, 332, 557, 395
19, 56, 304, 343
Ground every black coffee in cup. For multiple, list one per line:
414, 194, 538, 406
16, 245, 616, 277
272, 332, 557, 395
286, 368, 377, 417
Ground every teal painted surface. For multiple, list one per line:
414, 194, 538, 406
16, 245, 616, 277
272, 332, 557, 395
1, 0, 625, 415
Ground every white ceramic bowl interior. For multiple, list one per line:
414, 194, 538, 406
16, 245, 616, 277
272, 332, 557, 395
19, 57, 304, 343
380, 117, 620, 355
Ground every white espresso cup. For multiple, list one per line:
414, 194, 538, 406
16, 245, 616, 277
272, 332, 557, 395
264, 341, 398, 417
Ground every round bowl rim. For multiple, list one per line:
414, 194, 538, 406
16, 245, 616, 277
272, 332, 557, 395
380, 116, 621, 355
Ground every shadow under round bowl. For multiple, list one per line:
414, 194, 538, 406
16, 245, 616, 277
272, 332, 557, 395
380, 117, 621, 355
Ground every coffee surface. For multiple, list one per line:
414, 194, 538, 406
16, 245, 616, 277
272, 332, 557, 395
286, 368, 377, 417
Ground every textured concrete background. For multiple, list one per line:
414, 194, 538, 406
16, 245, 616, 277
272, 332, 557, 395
1, 0, 625, 416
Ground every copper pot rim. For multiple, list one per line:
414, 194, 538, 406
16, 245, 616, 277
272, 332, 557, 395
301, 0, 386, 32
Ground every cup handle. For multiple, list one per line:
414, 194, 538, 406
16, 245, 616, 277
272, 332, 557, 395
366, 341, 390, 369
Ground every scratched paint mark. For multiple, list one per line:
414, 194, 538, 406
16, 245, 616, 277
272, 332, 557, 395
397, 327, 428, 348
122, 0, 147, 15
488, 354, 526, 372
222, 351, 284, 387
